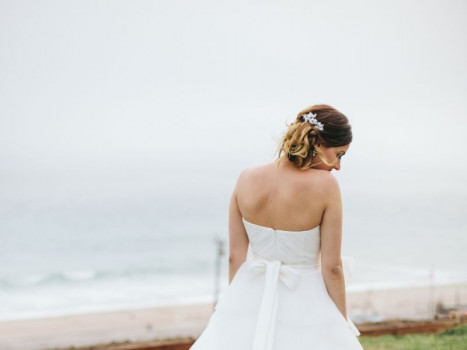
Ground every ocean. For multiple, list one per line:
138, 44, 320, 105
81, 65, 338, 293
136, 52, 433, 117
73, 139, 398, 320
1, 178, 466, 321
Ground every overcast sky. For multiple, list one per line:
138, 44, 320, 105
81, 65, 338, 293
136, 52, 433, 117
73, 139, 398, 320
1, 0, 466, 202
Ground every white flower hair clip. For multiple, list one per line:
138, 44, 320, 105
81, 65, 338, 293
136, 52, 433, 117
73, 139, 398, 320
301, 112, 324, 131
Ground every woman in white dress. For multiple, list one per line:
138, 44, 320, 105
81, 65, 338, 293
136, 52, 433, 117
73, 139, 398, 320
190, 104, 364, 349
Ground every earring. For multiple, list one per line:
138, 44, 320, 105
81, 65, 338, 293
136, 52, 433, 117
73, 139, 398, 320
312, 150, 316, 157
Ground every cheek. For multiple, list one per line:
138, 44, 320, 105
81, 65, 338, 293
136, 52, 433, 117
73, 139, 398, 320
324, 150, 336, 160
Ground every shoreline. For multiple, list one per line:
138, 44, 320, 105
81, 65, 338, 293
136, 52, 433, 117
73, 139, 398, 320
0, 282, 465, 350
2, 278, 465, 323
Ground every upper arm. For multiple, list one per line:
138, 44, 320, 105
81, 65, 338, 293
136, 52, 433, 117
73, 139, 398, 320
319, 174, 343, 271
228, 171, 249, 261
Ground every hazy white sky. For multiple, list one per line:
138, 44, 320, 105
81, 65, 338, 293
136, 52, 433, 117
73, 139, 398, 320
1, 0, 466, 200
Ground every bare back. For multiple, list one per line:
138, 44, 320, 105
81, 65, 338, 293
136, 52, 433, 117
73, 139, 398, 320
235, 157, 335, 231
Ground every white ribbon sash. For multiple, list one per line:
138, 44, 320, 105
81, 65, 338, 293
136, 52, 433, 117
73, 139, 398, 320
247, 256, 360, 350
247, 258, 319, 350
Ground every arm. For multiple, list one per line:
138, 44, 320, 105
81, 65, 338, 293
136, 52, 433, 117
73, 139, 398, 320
228, 180, 249, 284
320, 175, 347, 320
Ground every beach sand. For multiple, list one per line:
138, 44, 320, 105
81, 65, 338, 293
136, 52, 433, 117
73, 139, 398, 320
347, 282, 467, 322
1, 282, 465, 350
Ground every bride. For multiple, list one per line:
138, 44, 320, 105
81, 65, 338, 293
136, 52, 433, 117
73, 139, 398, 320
190, 104, 364, 349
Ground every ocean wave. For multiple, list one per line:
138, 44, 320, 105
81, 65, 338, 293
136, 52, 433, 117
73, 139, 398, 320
0, 267, 194, 289
0, 270, 110, 288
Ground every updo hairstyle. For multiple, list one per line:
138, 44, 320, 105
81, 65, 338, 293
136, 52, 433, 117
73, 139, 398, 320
277, 104, 352, 170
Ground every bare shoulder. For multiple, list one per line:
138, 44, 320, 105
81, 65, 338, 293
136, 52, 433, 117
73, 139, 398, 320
235, 163, 269, 186
307, 170, 341, 199
316, 170, 340, 189
323, 173, 342, 208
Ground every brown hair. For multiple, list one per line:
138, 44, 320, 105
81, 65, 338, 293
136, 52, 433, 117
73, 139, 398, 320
277, 104, 352, 170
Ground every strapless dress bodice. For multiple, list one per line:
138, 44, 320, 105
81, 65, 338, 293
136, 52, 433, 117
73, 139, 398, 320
242, 217, 321, 266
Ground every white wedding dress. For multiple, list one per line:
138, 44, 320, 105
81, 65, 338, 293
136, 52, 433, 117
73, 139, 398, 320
190, 217, 364, 350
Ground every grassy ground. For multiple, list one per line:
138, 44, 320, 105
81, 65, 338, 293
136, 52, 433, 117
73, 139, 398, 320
359, 324, 467, 350
45, 324, 467, 350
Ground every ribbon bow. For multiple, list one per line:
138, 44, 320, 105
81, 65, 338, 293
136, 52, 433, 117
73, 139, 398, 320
248, 259, 301, 289
247, 259, 303, 350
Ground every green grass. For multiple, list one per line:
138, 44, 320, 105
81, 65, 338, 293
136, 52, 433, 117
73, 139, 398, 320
359, 324, 467, 350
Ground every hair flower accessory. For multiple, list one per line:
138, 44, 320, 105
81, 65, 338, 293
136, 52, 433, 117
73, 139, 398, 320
301, 111, 324, 131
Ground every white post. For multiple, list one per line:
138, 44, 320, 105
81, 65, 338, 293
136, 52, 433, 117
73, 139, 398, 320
213, 237, 225, 310
428, 265, 435, 319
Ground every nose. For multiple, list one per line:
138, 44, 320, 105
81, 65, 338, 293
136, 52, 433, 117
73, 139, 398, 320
334, 160, 341, 171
